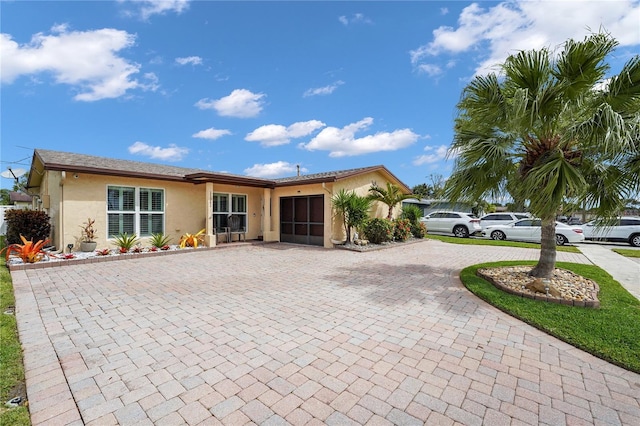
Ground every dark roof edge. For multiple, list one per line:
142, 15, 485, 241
44, 163, 188, 183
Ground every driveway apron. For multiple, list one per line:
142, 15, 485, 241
11, 241, 640, 425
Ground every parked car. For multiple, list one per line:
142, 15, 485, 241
580, 217, 640, 247
479, 212, 531, 230
420, 211, 481, 238
480, 219, 585, 245
567, 217, 583, 225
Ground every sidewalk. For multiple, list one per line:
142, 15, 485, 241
578, 243, 640, 300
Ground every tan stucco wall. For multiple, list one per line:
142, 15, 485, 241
270, 183, 333, 247
267, 171, 406, 248
35, 168, 407, 250
208, 183, 264, 239
42, 172, 207, 250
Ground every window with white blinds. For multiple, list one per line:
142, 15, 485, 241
107, 186, 164, 237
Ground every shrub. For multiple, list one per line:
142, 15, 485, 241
4, 209, 51, 245
393, 218, 412, 241
412, 222, 427, 239
401, 204, 426, 238
362, 218, 393, 244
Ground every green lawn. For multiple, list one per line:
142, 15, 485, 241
613, 248, 640, 258
461, 261, 640, 373
425, 233, 581, 253
0, 261, 31, 425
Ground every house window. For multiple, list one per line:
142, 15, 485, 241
213, 193, 247, 230
107, 186, 164, 237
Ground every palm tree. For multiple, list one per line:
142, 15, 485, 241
445, 32, 640, 278
368, 182, 414, 220
332, 189, 372, 242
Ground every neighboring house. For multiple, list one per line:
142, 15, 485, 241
9, 191, 33, 208
403, 198, 474, 216
26, 149, 410, 250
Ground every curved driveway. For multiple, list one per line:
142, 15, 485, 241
11, 241, 640, 425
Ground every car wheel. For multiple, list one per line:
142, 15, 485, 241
491, 230, 506, 241
453, 225, 469, 238
629, 234, 640, 247
555, 234, 567, 246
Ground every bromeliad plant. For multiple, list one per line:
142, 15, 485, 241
113, 232, 139, 253
150, 232, 172, 248
2, 235, 50, 263
179, 229, 205, 248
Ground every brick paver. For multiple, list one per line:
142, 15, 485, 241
11, 240, 640, 425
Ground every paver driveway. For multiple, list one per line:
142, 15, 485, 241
11, 240, 640, 425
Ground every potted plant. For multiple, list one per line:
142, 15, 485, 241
79, 218, 98, 252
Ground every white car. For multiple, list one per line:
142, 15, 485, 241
481, 219, 584, 245
581, 217, 640, 247
479, 212, 531, 230
420, 211, 481, 238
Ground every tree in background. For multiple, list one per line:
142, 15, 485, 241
411, 174, 446, 199
368, 182, 414, 220
445, 32, 640, 278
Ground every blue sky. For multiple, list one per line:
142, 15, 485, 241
2, 0, 639, 191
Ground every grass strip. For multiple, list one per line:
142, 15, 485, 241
0, 261, 31, 425
461, 260, 640, 373
426, 233, 581, 253
612, 248, 640, 258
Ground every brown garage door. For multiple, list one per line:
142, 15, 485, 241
280, 195, 324, 246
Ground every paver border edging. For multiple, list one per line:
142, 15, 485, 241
11, 269, 83, 425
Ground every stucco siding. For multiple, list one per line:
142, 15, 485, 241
53, 173, 207, 250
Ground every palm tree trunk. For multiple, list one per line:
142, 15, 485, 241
529, 217, 557, 278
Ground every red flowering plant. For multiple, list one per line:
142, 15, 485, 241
393, 218, 412, 242
96, 248, 111, 256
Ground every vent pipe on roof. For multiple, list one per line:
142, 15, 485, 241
297, 165, 300, 176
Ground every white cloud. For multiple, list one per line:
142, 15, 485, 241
412, 144, 449, 166
299, 117, 419, 157
192, 127, 232, 140
119, 0, 191, 20
338, 13, 373, 26
0, 26, 154, 101
195, 89, 265, 118
175, 56, 202, 66
244, 161, 308, 178
246, 120, 325, 147
411, 0, 640, 76
440, 8, 449, 16
128, 141, 189, 161
417, 64, 442, 77
303, 80, 344, 97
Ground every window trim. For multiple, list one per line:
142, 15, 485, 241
106, 185, 165, 238
212, 192, 248, 230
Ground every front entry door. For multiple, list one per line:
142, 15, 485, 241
280, 195, 324, 246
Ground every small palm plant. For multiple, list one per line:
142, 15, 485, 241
150, 233, 171, 248
113, 232, 139, 253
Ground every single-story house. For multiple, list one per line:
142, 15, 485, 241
26, 149, 411, 250
9, 191, 33, 209
402, 198, 473, 216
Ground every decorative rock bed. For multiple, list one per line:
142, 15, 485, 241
477, 266, 600, 308
5, 245, 215, 271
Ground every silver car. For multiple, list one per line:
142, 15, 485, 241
420, 211, 481, 238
